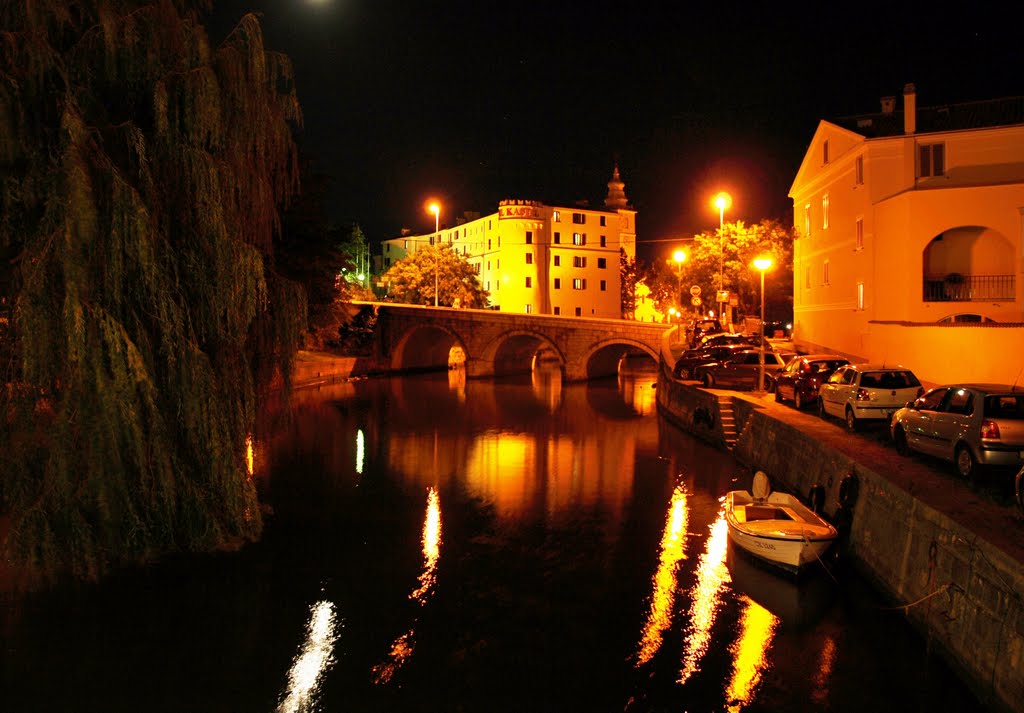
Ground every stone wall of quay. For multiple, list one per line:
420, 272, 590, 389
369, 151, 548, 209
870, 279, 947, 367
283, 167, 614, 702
656, 367, 1024, 713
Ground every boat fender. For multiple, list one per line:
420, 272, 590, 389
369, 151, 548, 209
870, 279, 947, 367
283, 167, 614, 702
808, 484, 826, 514
838, 469, 859, 509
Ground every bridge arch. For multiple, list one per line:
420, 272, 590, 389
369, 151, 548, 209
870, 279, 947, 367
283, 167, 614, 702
477, 329, 566, 379
581, 339, 659, 380
390, 322, 467, 372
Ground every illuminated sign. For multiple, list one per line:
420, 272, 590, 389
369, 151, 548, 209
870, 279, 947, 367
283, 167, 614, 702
499, 204, 540, 219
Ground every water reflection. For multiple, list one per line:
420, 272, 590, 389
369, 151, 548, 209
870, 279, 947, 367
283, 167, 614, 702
725, 598, 778, 711
277, 600, 338, 713
678, 511, 730, 684
373, 487, 443, 684
636, 483, 690, 665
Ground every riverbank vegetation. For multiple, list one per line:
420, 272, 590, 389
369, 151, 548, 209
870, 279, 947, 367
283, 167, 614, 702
0, 2, 306, 588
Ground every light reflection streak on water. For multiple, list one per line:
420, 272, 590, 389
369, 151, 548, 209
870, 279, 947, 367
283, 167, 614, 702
373, 487, 443, 685
678, 512, 730, 684
277, 600, 338, 713
245, 434, 254, 477
635, 484, 689, 665
356, 428, 365, 475
725, 597, 778, 711
812, 635, 837, 705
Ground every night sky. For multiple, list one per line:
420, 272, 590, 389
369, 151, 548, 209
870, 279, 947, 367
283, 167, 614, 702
207, 1, 1024, 262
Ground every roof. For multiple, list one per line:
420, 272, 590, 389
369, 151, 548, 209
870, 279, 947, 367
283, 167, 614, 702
832, 96, 1024, 138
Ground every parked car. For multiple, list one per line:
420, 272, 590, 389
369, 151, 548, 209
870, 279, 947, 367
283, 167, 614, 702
687, 318, 724, 347
818, 364, 924, 430
890, 384, 1024, 478
695, 332, 755, 349
694, 349, 788, 391
774, 354, 851, 410
673, 343, 752, 380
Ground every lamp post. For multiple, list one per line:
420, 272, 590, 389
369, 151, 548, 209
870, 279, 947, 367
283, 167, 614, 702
428, 202, 440, 306
671, 249, 687, 344
753, 256, 773, 392
713, 191, 731, 326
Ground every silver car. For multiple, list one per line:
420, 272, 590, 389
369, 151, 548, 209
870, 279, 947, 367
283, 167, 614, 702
891, 384, 1024, 478
818, 364, 923, 430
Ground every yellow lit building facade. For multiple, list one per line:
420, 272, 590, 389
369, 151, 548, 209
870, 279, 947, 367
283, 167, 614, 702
788, 85, 1024, 384
381, 167, 637, 319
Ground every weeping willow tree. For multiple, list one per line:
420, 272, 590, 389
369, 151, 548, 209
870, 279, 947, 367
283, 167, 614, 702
0, 1, 306, 587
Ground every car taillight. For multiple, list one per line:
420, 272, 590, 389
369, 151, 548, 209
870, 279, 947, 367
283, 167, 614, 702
855, 388, 871, 401
980, 420, 1001, 440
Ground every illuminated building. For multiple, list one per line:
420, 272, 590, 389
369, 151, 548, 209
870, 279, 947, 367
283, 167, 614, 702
381, 166, 637, 318
789, 85, 1024, 384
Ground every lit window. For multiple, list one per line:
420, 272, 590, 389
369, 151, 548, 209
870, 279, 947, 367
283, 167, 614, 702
600, 280, 607, 291
526, 253, 533, 265
855, 156, 864, 185
554, 255, 560, 266
526, 231, 533, 244
573, 256, 587, 268
553, 210, 561, 222
525, 304, 532, 314
573, 278, 586, 290
403, 240, 409, 249
554, 278, 561, 289
573, 233, 586, 246
919, 143, 945, 177
597, 257, 607, 269
822, 194, 829, 230
857, 282, 864, 310
855, 219, 864, 250
823, 260, 830, 286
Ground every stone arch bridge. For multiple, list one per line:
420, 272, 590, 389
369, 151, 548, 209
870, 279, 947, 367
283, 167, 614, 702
355, 302, 671, 381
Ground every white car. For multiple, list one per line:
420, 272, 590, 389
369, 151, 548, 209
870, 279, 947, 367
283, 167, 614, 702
818, 364, 924, 431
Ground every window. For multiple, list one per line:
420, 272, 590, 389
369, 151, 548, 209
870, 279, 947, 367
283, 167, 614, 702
554, 232, 561, 244
525, 231, 533, 244
429, 236, 435, 245
572, 212, 586, 224
575, 307, 582, 316
600, 280, 607, 291
554, 306, 561, 315
919, 143, 945, 177
804, 204, 811, 237
573, 256, 587, 268
857, 282, 864, 310
403, 239, 409, 249
822, 194, 829, 229
597, 257, 607, 269
487, 261, 491, 270
554, 256, 560, 266
554, 278, 561, 289
553, 210, 561, 222
600, 235, 607, 247
823, 260, 830, 286
525, 277, 532, 288
573, 278, 586, 290
855, 156, 864, 185
488, 239, 492, 250
526, 253, 533, 265
386, 244, 391, 253
823, 139, 829, 164
525, 304, 532, 314
855, 219, 864, 250
573, 233, 586, 246
497, 259, 500, 269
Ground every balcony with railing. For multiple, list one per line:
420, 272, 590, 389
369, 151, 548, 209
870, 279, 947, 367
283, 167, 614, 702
922, 273, 1016, 302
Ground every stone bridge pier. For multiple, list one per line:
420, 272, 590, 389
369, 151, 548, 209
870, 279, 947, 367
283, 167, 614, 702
357, 302, 670, 382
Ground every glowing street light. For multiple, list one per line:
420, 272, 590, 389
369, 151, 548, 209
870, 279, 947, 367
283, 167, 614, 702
712, 191, 732, 324
427, 202, 441, 307
753, 256, 773, 392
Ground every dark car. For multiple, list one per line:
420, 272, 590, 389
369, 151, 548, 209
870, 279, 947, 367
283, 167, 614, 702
774, 354, 851, 410
891, 384, 1024, 478
695, 332, 754, 350
673, 343, 752, 380
688, 318, 724, 347
693, 349, 788, 391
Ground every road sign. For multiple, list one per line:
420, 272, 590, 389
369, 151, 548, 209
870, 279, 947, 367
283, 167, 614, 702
691, 296, 702, 306
689, 285, 701, 296
716, 290, 729, 303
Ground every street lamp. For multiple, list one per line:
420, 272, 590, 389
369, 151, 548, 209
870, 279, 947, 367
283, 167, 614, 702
753, 256, 773, 392
427, 202, 440, 306
713, 191, 732, 325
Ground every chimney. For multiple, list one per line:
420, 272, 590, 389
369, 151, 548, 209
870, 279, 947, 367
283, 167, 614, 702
903, 83, 916, 134
881, 96, 896, 114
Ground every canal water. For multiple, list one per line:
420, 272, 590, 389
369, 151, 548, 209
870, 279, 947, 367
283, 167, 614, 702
2, 362, 986, 712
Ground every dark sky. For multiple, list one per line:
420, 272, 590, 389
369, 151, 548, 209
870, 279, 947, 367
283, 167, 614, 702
207, 1, 1024, 262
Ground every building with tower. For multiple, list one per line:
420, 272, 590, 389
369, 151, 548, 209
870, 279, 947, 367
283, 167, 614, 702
381, 166, 637, 319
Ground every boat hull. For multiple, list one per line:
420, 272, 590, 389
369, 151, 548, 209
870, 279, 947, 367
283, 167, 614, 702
725, 491, 837, 573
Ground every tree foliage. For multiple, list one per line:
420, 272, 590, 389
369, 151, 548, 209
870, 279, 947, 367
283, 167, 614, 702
620, 250, 638, 319
381, 245, 490, 308
0, 1, 304, 586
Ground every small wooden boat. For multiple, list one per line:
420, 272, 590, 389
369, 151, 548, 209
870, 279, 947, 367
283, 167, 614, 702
725, 472, 838, 573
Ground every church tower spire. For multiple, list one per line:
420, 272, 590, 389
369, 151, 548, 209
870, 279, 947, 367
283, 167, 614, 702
604, 163, 630, 209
